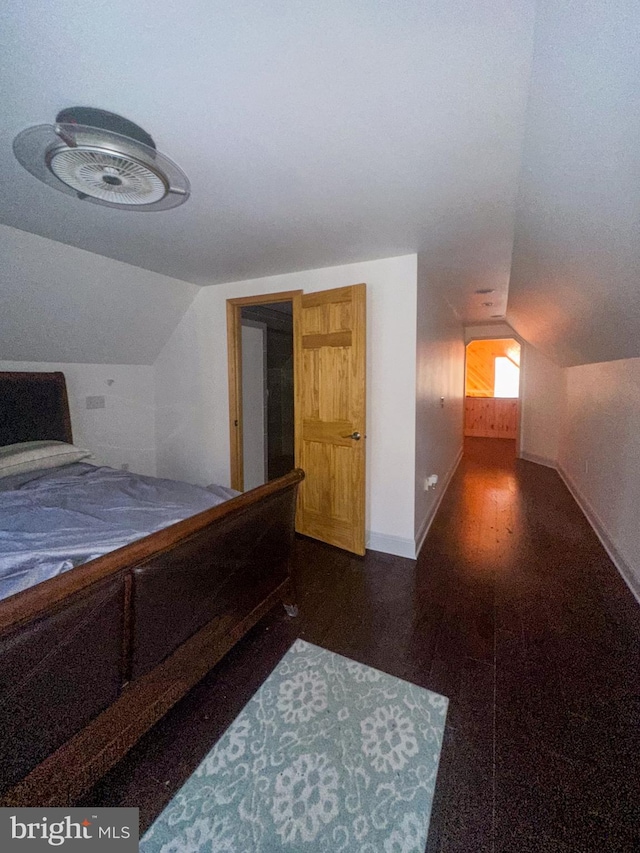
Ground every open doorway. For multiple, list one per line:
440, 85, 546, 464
227, 284, 367, 555
241, 302, 294, 488
227, 291, 301, 491
464, 338, 521, 440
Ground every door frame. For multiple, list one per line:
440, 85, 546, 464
226, 290, 301, 491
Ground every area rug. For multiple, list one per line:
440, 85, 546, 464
140, 639, 448, 852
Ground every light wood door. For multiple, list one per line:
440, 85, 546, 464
294, 284, 366, 555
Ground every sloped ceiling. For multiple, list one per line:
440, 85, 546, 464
0, 224, 198, 364
507, 0, 640, 366
0, 2, 638, 368
0, 0, 535, 343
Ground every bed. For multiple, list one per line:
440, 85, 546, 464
0, 371, 303, 806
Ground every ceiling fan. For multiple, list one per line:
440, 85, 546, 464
13, 107, 190, 212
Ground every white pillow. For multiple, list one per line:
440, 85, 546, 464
0, 440, 92, 478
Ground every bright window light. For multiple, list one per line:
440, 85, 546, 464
494, 357, 520, 398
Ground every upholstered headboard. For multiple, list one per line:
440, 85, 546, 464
0, 372, 73, 446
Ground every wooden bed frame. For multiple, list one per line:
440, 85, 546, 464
0, 371, 303, 806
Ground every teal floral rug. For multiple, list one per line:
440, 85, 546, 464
140, 639, 448, 852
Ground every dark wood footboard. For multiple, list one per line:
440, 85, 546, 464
0, 468, 303, 807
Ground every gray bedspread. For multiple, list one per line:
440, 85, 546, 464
0, 462, 239, 602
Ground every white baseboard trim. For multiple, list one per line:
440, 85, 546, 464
558, 465, 640, 606
413, 446, 464, 559
519, 450, 557, 469
366, 532, 416, 560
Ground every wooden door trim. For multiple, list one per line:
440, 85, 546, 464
227, 290, 302, 308
292, 293, 303, 529
352, 283, 367, 553
227, 290, 302, 490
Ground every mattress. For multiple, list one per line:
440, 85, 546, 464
0, 462, 239, 602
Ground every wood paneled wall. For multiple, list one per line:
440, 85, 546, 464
464, 397, 518, 438
466, 339, 520, 397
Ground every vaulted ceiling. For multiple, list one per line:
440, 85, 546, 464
506, 0, 640, 366
1, 1, 638, 367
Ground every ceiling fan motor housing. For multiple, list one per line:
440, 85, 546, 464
13, 107, 190, 211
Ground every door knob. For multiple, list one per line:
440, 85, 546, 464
350, 431, 361, 441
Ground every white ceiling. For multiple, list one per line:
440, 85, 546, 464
0, 1, 638, 367
506, 0, 640, 366
0, 0, 534, 327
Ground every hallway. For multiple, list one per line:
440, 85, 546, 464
422, 439, 640, 851
83, 439, 640, 851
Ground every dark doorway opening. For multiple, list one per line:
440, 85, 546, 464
240, 302, 294, 488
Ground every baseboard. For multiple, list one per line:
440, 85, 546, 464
558, 465, 640, 606
414, 446, 464, 560
519, 450, 557, 469
366, 532, 416, 560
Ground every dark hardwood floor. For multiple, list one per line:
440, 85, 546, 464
81, 438, 640, 851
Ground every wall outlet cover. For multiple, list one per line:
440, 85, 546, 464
86, 395, 106, 409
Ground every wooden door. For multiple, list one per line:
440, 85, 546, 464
293, 284, 366, 555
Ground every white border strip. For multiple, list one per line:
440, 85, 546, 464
558, 464, 640, 606
519, 450, 557, 469
413, 446, 464, 559
366, 532, 416, 559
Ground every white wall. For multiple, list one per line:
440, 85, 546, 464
415, 262, 465, 551
0, 361, 156, 476
0, 224, 198, 366
519, 343, 564, 466
464, 322, 516, 343
558, 357, 640, 600
155, 255, 419, 555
